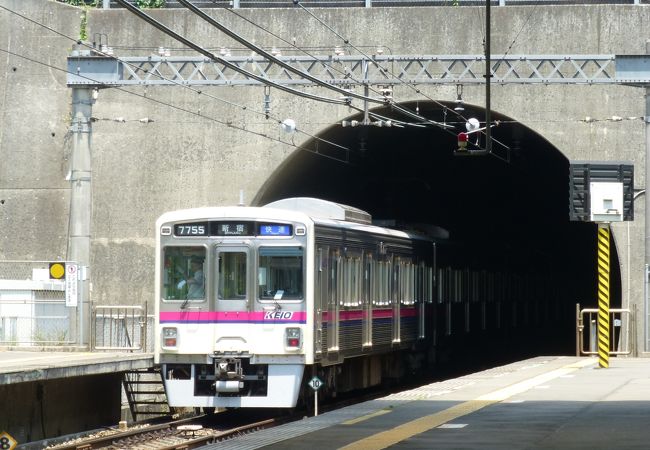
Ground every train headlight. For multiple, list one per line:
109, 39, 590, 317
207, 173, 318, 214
285, 327, 301, 349
162, 327, 178, 348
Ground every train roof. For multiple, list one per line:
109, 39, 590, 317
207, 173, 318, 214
156, 198, 446, 241
264, 197, 372, 225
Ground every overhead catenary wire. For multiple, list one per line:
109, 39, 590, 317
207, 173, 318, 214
115, 0, 349, 106
178, 0, 428, 129
0, 3, 353, 158
111, 0, 431, 130
125, 0, 451, 130
219, 8, 427, 129
292, 1, 466, 125
178, 0, 384, 106
113, 0, 424, 145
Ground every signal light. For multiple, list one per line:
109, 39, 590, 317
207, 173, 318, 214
49, 262, 65, 280
457, 132, 468, 152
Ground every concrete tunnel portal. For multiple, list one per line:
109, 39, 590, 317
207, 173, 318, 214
253, 101, 620, 357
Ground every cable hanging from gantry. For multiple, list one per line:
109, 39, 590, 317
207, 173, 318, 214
115, 0, 348, 106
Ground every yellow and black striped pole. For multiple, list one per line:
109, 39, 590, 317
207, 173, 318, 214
597, 223, 611, 368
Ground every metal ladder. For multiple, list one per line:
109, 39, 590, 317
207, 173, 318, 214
123, 367, 171, 422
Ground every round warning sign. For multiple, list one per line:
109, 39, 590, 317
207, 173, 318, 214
49, 262, 65, 280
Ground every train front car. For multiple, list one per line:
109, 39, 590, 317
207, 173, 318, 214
155, 206, 313, 409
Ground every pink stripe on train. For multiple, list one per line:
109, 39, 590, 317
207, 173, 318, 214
160, 310, 307, 323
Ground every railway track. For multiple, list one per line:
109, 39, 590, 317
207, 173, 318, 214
46, 413, 281, 450
45, 371, 447, 450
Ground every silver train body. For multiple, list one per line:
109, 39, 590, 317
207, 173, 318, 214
155, 197, 554, 409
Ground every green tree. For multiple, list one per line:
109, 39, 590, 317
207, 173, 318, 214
137, 0, 166, 7
56, 0, 166, 7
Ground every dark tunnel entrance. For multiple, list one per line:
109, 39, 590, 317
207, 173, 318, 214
254, 101, 621, 359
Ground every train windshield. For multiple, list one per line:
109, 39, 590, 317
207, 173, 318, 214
258, 247, 304, 301
162, 246, 206, 301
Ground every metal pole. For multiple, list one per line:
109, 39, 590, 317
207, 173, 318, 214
362, 59, 370, 125
645, 40, 650, 352
597, 223, 611, 368
485, 0, 492, 154
590, 319, 597, 354
69, 85, 94, 348
314, 390, 318, 416
576, 302, 581, 356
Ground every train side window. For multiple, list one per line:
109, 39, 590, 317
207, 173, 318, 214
218, 251, 247, 300
364, 254, 372, 303
404, 262, 415, 305
337, 256, 345, 306
162, 246, 206, 302
426, 266, 433, 304
373, 260, 391, 306
258, 247, 304, 301
342, 256, 361, 307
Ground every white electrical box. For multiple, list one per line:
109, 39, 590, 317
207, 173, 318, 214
590, 182, 624, 222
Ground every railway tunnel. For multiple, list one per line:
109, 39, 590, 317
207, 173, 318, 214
253, 100, 621, 361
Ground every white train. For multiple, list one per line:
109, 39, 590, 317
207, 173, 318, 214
154, 197, 554, 409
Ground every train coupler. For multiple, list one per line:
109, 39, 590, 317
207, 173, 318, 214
214, 357, 243, 380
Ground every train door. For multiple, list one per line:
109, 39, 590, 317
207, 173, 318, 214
418, 262, 427, 340
362, 254, 373, 348
392, 257, 401, 344
315, 247, 326, 356
214, 245, 250, 312
328, 249, 340, 353
213, 245, 250, 354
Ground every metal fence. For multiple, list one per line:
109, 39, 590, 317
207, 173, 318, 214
576, 306, 631, 356
92, 305, 152, 352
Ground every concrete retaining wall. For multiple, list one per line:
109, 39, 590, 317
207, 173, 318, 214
0, 1, 648, 348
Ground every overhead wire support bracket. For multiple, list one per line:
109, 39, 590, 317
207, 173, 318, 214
68, 54, 628, 88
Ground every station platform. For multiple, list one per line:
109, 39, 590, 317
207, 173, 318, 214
0, 349, 153, 384
0, 350, 155, 444
209, 356, 650, 450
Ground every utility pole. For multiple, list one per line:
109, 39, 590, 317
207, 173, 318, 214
640, 40, 650, 351
68, 48, 94, 347
645, 40, 650, 284
485, 0, 492, 154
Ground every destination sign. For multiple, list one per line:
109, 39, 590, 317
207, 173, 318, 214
174, 221, 293, 237
213, 222, 253, 236
258, 224, 292, 236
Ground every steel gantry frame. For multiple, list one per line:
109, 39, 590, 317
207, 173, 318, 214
67, 53, 650, 87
